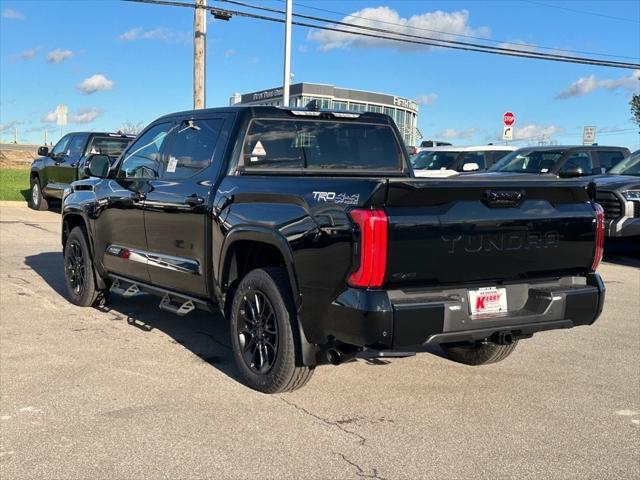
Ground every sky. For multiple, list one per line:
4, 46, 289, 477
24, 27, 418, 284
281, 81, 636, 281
1, 0, 639, 149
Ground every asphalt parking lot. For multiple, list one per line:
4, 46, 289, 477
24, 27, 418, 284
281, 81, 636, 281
1, 203, 638, 480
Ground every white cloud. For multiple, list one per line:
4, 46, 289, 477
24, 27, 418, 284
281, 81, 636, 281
556, 70, 640, 99
41, 110, 57, 123
496, 40, 537, 52
46, 48, 74, 63
69, 108, 103, 124
513, 124, 563, 140
298, 44, 309, 53
118, 26, 189, 43
435, 127, 477, 140
224, 48, 236, 58
76, 74, 115, 94
12, 47, 41, 61
307, 7, 489, 51
416, 93, 438, 105
118, 27, 142, 41
2, 8, 24, 20
0, 120, 23, 133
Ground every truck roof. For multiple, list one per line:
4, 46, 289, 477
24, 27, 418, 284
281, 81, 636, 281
418, 145, 517, 152
155, 105, 392, 124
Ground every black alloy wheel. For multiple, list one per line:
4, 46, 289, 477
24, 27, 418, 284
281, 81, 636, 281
66, 240, 86, 296
237, 290, 279, 374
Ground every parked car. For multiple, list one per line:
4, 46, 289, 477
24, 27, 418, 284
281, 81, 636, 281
29, 131, 135, 210
411, 145, 516, 177
419, 139, 452, 148
593, 150, 640, 238
488, 145, 629, 177
61, 106, 605, 393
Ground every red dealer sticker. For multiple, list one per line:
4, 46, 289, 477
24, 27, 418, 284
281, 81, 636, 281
468, 287, 508, 317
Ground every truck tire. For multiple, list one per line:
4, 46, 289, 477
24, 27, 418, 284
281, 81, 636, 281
63, 227, 102, 307
230, 267, 314, 393
29, 177, 48, 211
441, 341, 518, 366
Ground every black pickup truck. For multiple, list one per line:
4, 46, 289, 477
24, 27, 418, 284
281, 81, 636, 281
29, 131, 134, 210
61, 106, 605, 393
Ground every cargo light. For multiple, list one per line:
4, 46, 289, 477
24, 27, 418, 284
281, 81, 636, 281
348, 209, 388, 288
591, 203, 604, 271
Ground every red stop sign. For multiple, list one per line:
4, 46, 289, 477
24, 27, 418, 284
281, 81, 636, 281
503, 112, 515, 127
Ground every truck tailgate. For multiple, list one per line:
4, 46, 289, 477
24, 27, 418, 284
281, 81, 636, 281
381, 177, 596, 286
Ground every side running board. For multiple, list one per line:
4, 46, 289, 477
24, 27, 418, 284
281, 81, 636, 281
108, 274, 212, 316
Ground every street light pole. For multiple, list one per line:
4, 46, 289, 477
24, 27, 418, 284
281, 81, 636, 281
193, 0, 207, 109
282, 0, 292, 107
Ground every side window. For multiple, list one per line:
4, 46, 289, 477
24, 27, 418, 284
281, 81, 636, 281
560, 151, 592, 173
459, 152, 485, 171
162, 119, 222, 179
66, 134, 88, 161
51, 135, 72, 158
598, 151, 625, 171
118, 123, 172, 179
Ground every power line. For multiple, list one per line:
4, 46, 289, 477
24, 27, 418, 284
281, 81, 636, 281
216, 0, 640, 69
520, 0, 640, 24
123, 0, 639, 68
284, 0, 638, 61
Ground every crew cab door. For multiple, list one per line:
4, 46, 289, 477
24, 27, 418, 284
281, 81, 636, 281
41, 134, 72, 196
143, 115, 229, 297
93, 122, 173, 283
49, 133, 88, 189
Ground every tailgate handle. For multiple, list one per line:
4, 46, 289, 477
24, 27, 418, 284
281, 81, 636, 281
483, 189, 525, 208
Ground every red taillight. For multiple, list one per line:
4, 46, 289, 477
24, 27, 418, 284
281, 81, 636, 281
591, 203, 604, 271
348, 209, 388, 288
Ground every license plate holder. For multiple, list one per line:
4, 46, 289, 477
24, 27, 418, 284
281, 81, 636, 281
468, 287, 508, 317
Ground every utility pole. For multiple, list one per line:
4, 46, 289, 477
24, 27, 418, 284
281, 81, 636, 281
14, 127, 18, 144
193, 0, 207, 109
282, 0, 292, 107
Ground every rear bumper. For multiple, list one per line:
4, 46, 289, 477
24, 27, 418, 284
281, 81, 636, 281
327, 273, 605, 349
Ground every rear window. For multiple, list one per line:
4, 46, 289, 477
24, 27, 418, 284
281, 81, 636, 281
242, 119, 402, 171
411, 151, 459, 170
489, 150, 566, 173
88, 136, 132, 158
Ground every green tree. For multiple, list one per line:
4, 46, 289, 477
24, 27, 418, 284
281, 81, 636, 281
631, 94, 640, 127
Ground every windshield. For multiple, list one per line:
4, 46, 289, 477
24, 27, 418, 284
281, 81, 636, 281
489, 150, 566, 173
411, 151, 459, 170
608, 151, 640, 176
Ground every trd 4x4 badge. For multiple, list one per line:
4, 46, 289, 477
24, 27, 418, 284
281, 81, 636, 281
312, 191, 360, 205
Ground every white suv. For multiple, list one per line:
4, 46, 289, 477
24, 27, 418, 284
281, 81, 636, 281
411, 145, 516, 178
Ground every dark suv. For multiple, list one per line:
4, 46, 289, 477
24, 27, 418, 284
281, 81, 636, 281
29, 131, 134, 210
488, 145, 629, 177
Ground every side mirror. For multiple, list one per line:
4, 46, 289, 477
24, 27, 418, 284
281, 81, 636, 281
462, 162, 480, 172
37, 146, 49, 157
558, 167, 584, 178
85, 154, 111, 178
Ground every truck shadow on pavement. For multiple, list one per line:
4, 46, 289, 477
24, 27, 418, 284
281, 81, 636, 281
25, 251, 244, 385
25, 252, 448, 385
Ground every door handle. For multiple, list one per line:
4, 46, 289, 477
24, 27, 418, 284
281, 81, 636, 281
184, 194, 204, 207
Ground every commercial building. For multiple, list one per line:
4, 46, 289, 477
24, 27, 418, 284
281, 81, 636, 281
229, 82, 421, 147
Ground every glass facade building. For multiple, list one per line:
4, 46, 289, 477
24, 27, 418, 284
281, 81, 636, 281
229, 83, 420, 147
